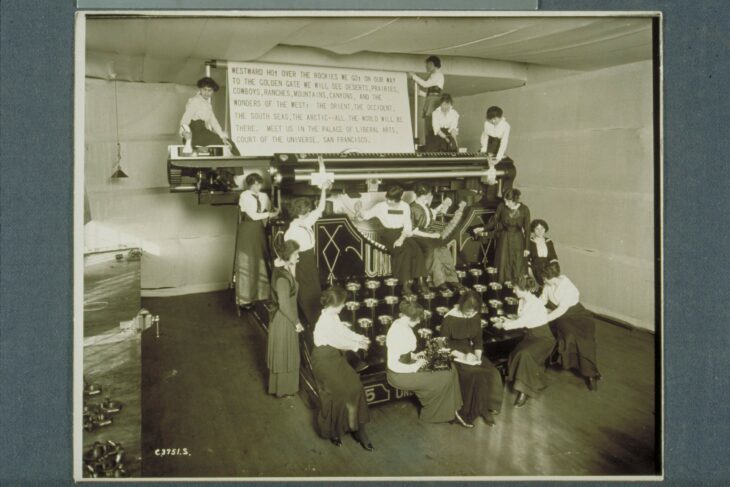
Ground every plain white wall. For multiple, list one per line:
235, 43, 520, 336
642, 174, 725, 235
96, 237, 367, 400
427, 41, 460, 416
455, 61, 656, 330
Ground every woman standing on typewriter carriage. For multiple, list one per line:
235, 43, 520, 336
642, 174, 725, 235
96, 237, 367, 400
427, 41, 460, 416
179, 76, 240, 156
311, 286, 374, 451
355, 185, 429, 296
440, 290, 504, 427
495, 275, 554, 408
409, 55, 445, 149
284, 182, 331, 327
267, 239, 305, 397
479, 105, 513, 196
236, 173, 279, 308
386, 301, 467, 426
540, 261, 601, 391
428, 93, 460, 153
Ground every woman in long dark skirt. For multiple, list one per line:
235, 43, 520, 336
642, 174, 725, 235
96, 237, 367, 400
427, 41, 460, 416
440, 290, 503, 426
480, 188, 531, 284
236, 173, 278, 308
496, 276, 554, 407
426, 93, 459, 152
311, 286, 374, 450
284, 182, 330, 327
179, 76, 240, 155
266, 240, 304, 397
540, 261, 601, 391
527, 219, 558, 287
386, 301, 467, 426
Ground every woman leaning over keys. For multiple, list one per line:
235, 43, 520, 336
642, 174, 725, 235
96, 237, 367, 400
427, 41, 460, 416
495, 275, 554, 407
540, 261, 601, 391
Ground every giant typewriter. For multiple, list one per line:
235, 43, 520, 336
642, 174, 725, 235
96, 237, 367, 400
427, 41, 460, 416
167, 148, 524, 406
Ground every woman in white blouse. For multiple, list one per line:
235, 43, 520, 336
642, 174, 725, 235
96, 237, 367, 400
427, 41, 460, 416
355, 185, 429, 296
235, 173, 279, 308
284, 182, 330, 326
428, 93, 459, 152
478, 106, 514, 197
179, 77, 239, 155
409, 55, 445, 147
311, 286, 373, 450
386, 301, 467, 426
479, 106, 511, 163
496, 275, 555, 407
540, 261, 601, 391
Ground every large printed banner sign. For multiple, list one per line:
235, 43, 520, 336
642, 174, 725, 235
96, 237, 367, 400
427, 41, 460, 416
227, 62, 413, 155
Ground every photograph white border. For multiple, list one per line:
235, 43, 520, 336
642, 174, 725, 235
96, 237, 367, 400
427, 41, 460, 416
73, 9, 664, 481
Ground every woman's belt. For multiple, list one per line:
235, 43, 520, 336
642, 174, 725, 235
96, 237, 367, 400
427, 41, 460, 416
426, 86, 442, 95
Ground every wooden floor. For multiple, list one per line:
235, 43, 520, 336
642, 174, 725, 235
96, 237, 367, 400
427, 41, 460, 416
140, 290, 658, 478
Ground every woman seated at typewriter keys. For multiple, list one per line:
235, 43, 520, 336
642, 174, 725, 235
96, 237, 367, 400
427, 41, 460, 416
236, 173, 279, 308
440, 290, 503, 427
284, 182, 331, 327
495, 275, 553, 408
410, 183, 465, 291
266, 239, 304, 398
311, 286, 374, 450
355, 185, 429, 296
386, 300, 468, 426
540, 261, 601, 391
179, 76, 240, 155
427, 93, 460, 153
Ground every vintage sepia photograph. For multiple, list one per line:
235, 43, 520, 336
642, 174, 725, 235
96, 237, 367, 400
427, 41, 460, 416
74, 11, 661, 480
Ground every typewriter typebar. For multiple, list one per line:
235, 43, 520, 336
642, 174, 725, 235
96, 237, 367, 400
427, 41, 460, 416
269, 152, 515, 186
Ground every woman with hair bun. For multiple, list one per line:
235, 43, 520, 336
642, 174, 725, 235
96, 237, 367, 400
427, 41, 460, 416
311, 286, 374, 450
266, 239, 303, 397
478, 188, 531, 284
409, 54, 445, 147
440, 290, 503, 426
385, 300, 466, 426
236, 173, 279, 308
179, 76, 240, 155
496, 275, 554, 407
540, 261, 601, 391
355, 185, 429, 296
527, 219, 558, 286
284, 182, 331, 326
